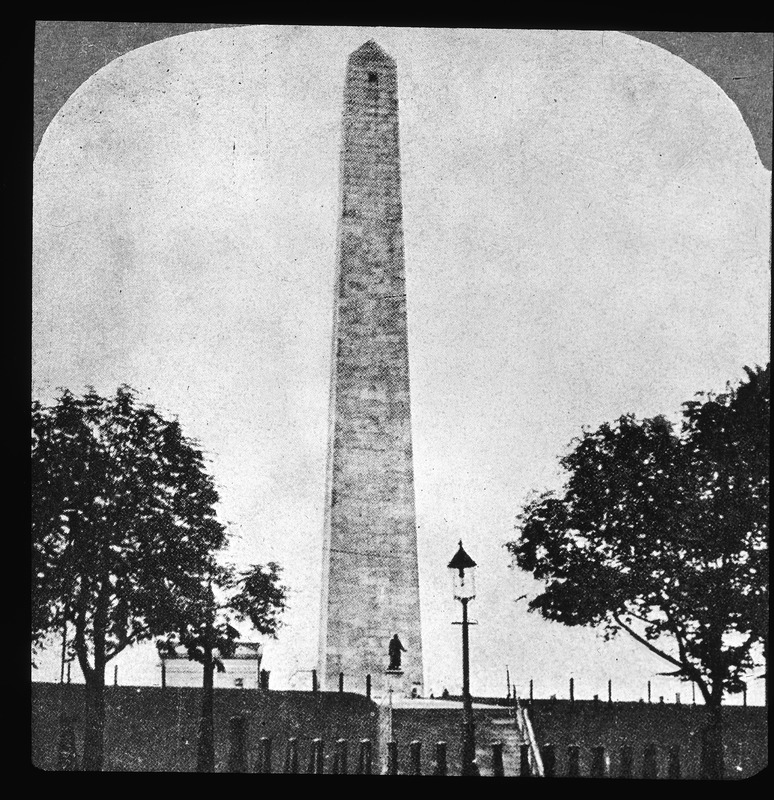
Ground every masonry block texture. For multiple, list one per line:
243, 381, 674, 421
318, 41, 423, 696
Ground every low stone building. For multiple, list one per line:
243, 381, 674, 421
159, 642, 264, 690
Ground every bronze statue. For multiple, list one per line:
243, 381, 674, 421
388, 634, 406, 670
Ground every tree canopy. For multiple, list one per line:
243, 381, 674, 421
155, 560, 287, 671
154, 559, 288, 771
32, 386, 229, 768
507, 364, 769, 710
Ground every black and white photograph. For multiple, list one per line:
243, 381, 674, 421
32, 22, 770, 776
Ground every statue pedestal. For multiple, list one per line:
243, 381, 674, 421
384, 669, 410, 699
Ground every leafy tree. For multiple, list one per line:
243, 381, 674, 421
156, 561, 287, 772
507, 365, 769, 778
32, 386, 228, 770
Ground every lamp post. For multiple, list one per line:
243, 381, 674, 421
448, 540, 479, 776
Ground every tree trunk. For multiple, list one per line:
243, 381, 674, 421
696, 624, 726, 779
197, 655, 215, 772
700, 699, 725, 779
79, 554, 111, 772
81, 655, 106, 770
76, 573, 108, 771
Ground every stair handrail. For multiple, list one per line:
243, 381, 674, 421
512, 688, 544, 777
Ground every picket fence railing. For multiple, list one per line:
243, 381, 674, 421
56, 715, 720, 777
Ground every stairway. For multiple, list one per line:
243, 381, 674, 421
478, 714, 527, 775
390, 703, 536, 775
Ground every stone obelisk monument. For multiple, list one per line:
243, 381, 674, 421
318, 41, 423, 696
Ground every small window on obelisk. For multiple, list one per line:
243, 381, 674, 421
367, 72, 378, 84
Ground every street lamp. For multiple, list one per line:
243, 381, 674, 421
448, 540, 478, 776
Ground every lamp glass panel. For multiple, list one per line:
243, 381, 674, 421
452, 567, 476, 600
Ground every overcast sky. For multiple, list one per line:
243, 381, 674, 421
33, 26, 770, 702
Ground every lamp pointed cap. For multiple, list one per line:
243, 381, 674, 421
448, 540, 477, 570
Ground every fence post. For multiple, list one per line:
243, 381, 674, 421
567, 746, 580, 777
261, 669, 270, 691
643, 744, 658, 779
339, 672, 344, 693
306, 739, 316, 775
569, 677, 575, 704
284, 738, 299, 773
67, 662, 71, 684
255, 736, 272, 774
307, 738, 324, 774
366, 674, 371, 699
409, 740, 421, 775
312, 669, 318, 693
433, 742, 449, 775
590, 746, 606, 777
307, 739, 318, 773
541, 745, 555, 777
357, 739, 372, 774
114, 665, 118, 687
227, 716, 248, 772
433, 741, 447, 776
647, 681, 651, 703
332, 738, 348, 774
57, 715, 79, 771
618, 745, 633, 778
734, 740, 744, 776
700, 736, 710, 779
161, 660, 166, 689
314, 739, 325, 775
667, 745, 680, 779
608, 680, 612, 704
491, 742, 504, 777
387, 740, 398, 775
520, 744, 531, 776
529, 679, 534, 705
743, 682, 748, 707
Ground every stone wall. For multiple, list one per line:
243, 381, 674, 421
32, 684, 767, 776
387, 700, 768, 778
32, 683, 378, 772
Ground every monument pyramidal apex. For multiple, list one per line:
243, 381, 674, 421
318, 41, 424, 696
